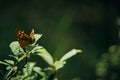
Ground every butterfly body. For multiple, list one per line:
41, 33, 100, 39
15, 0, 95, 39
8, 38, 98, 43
16, 29, 35, 48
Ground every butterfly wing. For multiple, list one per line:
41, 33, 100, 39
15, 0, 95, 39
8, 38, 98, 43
16, 29, 31, 48
29, 28, 35, 43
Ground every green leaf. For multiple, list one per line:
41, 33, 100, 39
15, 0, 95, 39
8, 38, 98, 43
9, 41, 25, 55
29, 46, 42, 58
26, 45, 35, 53
0, 61, 10, 65
34, 34, 42, 44
5, 68, 15, 79
96, 62, 108, 77
11, 75, 24, 80
53, 61, 64, 70
33, 67, 46, 77
4, 59, 14, 65
23, 62, 36, 76
29, 45, 43, 54
36, 49, 54, 66
41, 77, 47, 80
9, 55, 19, 60
25, 34, 42, 51
53, 78, 58, 80
18, 54, 26, 62
60, 49, 82, 62
23, 74, 37, 80
6, 66, 12, 70
109, 45, 117, 53
33, 46, 54, 66
44, 67, 53, 71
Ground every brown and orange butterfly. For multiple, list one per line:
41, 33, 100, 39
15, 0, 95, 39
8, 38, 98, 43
16, 29, 35, 48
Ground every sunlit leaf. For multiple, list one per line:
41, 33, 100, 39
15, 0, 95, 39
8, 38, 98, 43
32, 46, 54, 66
33, 67, 46, 77
11, 75, 24, 80
53, 61, 64, 70
44, 67, 53, 71
0, 61, 9, 65
4, 59, 14, 65
9, 41, 25, 55
23, 62, 36, 76
34, 34, 42, 43
30, 46, 43, 53
41, 77, 47, 80
60, 49, 82, 62
18, 54, 26, 62
23, 73, 37, 80
6, 66, 12, 70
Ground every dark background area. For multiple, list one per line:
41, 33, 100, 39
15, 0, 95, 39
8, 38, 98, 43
0, 0, 120, 80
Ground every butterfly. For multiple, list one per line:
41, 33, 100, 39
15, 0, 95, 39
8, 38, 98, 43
16, 29, 35, 48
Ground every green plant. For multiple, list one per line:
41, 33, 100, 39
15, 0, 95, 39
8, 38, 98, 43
95, 45, 120, 80
0, 29, 82, 80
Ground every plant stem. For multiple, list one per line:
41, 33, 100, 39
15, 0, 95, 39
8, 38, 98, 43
48, 68, 57, 80
7, 71, 17, 80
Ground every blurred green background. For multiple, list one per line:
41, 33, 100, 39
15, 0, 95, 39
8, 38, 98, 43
0, 0, 120, 80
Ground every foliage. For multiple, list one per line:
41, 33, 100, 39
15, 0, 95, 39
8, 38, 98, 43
0, 31, 82, 80
95, 45, 120, 80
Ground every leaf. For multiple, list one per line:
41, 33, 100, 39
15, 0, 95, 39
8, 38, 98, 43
36, 48, 54, 66
18, 54, 26, 62
25, 34, 42, 51
9, 55, 19, 60
4, 59, 14, 65
5, 68, 15, 79
32, 46, 54, 66
44, 67, 53, 71
34, 34, 42, 44
26, 45, 36, 53
109, 45, 117, 53
6, 66, 13, 70
23, 62, 36, 76
60, 49, 82, 62
53, 61, 64, 70
53, 78, 58, 80
33, 67, 46, 77
0, 61, 10, 65
30, 46, 43, 53
40, 77, 47, 80
11, 75, 24, 80
9, 41, 25, 55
